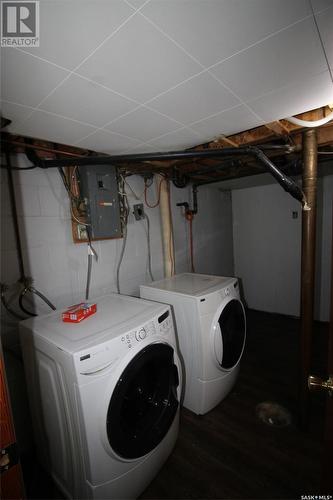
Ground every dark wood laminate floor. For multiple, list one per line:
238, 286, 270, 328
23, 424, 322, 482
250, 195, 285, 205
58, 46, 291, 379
140, 310, 328, 500
23, 310, 329, 500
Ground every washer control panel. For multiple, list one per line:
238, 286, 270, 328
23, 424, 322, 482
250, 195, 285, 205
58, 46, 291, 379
75, 307, 173, 375
120, 307, 173, 350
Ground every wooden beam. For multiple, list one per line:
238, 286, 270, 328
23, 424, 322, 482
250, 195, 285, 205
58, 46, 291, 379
264, 120, 290, 136
291, 122, 333, 147
204, 106, 333, 150
213, 135, 239, 148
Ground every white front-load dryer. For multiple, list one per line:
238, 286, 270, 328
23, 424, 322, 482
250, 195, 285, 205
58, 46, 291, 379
20, 294, 181, 499
140, 273, 246, 415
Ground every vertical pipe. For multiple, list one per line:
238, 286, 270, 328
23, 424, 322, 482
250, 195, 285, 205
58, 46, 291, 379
158, 175, 175, 278
300, 129, 318, 427
5, 150, 25, 281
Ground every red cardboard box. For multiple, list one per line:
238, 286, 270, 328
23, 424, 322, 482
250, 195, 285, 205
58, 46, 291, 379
62, 302, 97, 323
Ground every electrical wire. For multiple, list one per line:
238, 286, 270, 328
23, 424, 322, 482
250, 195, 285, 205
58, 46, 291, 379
116, 224, 128, 294
85, 250, 93, 301
188, 217, 195, 273
144, 176, 165, 208
121, 175, 144, 200
144, 214, 154, 282
59, 166, 90, 227
85, 227, 98, 301
58, 165, 96, 301
70, 206, 90, 226
116, 176, 130, 294
167, 180, 175, 275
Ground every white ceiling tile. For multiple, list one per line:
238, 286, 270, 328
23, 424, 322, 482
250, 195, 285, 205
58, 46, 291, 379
141, 0, 312, 68
76, 13, 202, 103
190, 105, 263, 140
310, 0, 333, 13
105, 107, 181, 141
119, 144, 157, 154
211, 17, 328, 102
1, 49, 69, 107
75, 130, 143, 154
40, 74, 137, 127
21, 0, 134, 70
147, 128, 200, 151
0, 101, 34, 130
248, 71, 333, 122
148, 72, 240, 125
126, 0, 149, 9
315, 6, 333, 72
13, 111, 97, 145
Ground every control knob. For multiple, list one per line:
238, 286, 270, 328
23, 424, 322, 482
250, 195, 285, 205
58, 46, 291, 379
136, 328, 147, 341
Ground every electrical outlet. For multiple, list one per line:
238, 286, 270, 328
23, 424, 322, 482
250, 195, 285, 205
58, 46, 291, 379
133, 203, 145, 220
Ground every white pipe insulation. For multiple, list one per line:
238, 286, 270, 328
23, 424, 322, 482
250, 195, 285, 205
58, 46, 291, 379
157, 174, 175, 278
286, 110, 333, 128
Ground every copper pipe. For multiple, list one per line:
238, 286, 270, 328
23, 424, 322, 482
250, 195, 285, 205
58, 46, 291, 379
300, 128, 318, 428
1, 139, 87, 157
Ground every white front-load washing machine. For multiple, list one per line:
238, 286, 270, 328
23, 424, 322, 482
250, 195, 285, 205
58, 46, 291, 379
140, 273, 246, 415
19, 294, 181, 499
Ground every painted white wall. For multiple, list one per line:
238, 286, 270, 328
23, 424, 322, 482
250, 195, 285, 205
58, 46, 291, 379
193, 188, 234, 276
0, 154, 234, 350
232, 174, 332, 321
317, 174, 333, 321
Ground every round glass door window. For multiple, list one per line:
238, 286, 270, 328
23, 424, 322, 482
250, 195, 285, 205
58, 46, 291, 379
213, 299, 246, 370
106, 343, 179, 459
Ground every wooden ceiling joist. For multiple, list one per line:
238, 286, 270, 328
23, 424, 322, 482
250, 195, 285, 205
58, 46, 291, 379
264, 120, 290, 136
1, 106, 332, 185
205, 106, 333, 151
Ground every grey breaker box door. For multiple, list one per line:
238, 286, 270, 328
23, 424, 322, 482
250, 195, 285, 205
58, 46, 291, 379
79, 165, 121, 239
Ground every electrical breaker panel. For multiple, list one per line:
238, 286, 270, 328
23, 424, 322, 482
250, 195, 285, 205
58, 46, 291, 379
79, 165, 121, 240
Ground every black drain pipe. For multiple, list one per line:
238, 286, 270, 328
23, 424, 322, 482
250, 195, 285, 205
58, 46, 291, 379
29, 146, 305, 205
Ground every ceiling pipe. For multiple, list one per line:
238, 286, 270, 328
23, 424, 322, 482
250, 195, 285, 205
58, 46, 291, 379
299, 128, 318, 429
177, 185, 198, 274
27, 146, 305, 205
191, 157, 302, 184
2, 137, 89, 157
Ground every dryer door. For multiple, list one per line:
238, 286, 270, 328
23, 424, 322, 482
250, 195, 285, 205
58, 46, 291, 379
213, 299, 246, 370
106, 343, 179, 459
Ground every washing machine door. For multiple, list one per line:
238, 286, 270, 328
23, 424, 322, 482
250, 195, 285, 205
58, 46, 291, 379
106, 343, 179, 459
213, 299, 246, 370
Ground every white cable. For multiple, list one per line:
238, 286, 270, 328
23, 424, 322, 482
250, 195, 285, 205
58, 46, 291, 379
121, 175, 144, 200
116, 225, 127, 294
285, 111, 333, 128
144, 213, 154, 282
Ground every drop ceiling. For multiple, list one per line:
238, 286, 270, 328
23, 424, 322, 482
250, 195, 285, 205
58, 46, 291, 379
1, 0, 333, 154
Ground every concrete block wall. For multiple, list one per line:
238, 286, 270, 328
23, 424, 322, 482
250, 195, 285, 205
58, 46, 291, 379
0, 153, 234, 349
